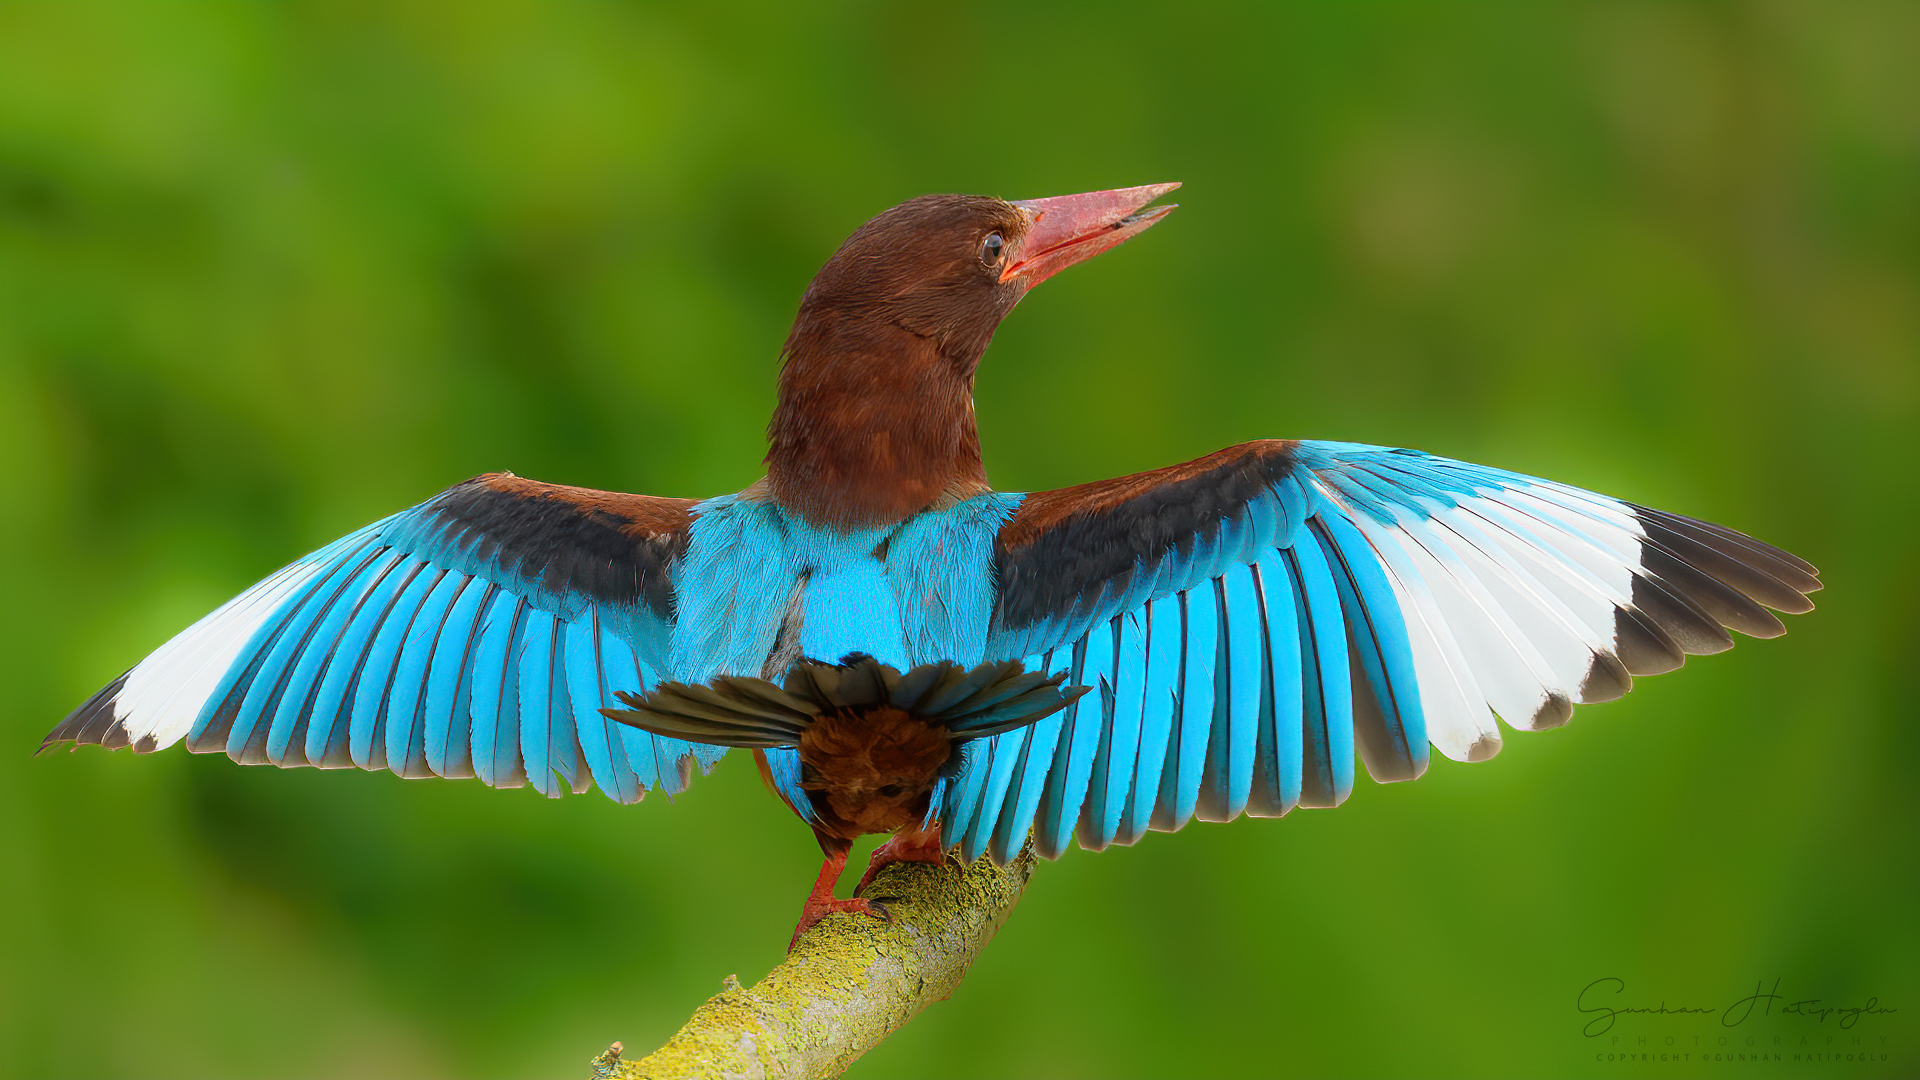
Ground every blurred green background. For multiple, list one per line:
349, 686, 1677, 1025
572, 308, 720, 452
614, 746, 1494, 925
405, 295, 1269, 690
2, 1, 1914, 1077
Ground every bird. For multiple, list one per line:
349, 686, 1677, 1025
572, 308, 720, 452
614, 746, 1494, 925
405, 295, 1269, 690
43, 182, 1820, 947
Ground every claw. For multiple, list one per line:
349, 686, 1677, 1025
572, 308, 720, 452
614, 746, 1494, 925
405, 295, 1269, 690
789, 832, 952, 950
789, 895, 880, 950
853, 831, 948, 896
787, 846, 896, 951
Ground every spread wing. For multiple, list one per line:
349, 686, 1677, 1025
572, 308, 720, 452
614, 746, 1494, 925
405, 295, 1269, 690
44, 474, 725, 802
938, 440, 1819, 862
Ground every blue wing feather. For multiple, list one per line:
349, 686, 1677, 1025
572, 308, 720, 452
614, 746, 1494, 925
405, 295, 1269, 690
327, 559, 429, 768
387, 570, 469, 777
1156, 586, 1216, 832
468, 594, 526, 788
1077, 612, 1143, 851
350, 564, 442, 771
1284, 539, 1354, 808
960, 725, 1029, 861
762, 747, 815, 824
265, 545, 394, 767
567, 614, 633, 804
1200, 568, 1261, 821
1034, 635, 1103, 858
516, 610, 562, 797
988, 649, 1070, 864
1312, 511, 1429, 782
304, 553, 415, 768
196, 565, 343, 759
1248, 550, 1304, 816
941, 738, 993, 848
1121, 595, 1183, 844
606, 630, 658, 791
423, 579, 493, 779
229, 538, 384, 765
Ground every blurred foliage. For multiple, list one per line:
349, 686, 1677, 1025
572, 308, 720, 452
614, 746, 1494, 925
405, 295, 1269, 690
2, 1, 1915, 1077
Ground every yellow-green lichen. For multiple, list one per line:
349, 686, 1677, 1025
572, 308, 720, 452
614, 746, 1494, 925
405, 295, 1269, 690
612, 847, 1034, 1080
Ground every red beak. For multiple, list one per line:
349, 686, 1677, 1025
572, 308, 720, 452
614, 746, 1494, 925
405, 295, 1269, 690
1002, 182, 1180, 286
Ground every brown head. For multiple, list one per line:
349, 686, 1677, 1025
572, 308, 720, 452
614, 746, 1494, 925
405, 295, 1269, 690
765, 183, 1180, 529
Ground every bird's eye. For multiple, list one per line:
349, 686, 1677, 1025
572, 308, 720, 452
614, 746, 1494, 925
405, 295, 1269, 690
980, 232, 1004, 264
878, 783, 907, 798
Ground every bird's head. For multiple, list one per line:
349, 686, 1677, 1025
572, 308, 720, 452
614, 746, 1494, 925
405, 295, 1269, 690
786, 183, 1180, 373
767, 183, 1178, 529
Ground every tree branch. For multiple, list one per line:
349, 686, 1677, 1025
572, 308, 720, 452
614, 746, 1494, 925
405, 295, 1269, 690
596, 845, 1034, 1080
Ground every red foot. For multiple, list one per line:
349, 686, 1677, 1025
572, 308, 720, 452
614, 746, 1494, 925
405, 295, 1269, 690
789, 846, 891, 950
853, 831, 949, 897
791, 895, 880, 949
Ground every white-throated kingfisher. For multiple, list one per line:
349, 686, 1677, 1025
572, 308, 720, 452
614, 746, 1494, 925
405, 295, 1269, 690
45, 183, 1820, 946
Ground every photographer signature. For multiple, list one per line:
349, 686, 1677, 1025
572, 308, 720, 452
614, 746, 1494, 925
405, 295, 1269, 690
1578, 977, 1896, 1037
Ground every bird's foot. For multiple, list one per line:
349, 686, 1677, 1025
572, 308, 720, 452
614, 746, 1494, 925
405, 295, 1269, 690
789, 895, 890, 950
853, 831, 949, 897
788, 845, 894, 951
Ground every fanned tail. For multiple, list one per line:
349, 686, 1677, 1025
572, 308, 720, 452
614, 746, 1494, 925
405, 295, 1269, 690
604, 653, 1087, 749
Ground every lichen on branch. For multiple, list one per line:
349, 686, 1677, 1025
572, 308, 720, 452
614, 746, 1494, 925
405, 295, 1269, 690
601, 846, 1034, 1080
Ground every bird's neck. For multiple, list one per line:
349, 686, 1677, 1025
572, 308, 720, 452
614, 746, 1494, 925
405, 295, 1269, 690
765, 316, 989, 530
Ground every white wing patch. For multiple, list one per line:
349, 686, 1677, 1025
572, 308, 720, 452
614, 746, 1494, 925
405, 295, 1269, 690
113, 534, 367, 750
1360, 486, 1649, 745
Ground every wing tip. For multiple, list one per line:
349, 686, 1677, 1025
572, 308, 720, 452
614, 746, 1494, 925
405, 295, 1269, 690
1465, 732, 1503, 762
1527, 691, 1573, 731
1578, 651, 1633, 704
40, 673, 132, 754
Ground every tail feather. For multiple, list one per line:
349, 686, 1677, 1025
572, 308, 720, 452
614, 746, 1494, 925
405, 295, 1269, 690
604, 653, 1087, 750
